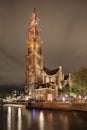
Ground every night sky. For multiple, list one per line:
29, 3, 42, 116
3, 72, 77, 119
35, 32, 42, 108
0, 0, 87, 91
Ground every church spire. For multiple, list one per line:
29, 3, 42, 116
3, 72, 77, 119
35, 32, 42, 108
33, 8, 36, 14
28, 8, 40, 41
30, 8, 39, 26
27, 9, 42, 54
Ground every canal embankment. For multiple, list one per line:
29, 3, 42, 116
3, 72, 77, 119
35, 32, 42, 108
26, 102, 87, 112
3, 103, 26, 108
1, 101, 87, 111
0, 101, 27, 108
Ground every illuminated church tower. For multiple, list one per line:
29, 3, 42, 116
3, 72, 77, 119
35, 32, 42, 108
25, 9, 43, 98
25, 9, 72, 101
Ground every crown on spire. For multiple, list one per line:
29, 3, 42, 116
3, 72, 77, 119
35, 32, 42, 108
30, 8, 36, 21
33, 8, 36, 14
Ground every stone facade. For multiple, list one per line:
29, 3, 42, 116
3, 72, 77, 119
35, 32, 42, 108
25, 9, 72, 101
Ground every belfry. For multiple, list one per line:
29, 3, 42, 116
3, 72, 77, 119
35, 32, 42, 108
25, 9, 72, 101
25, 8, 43, 98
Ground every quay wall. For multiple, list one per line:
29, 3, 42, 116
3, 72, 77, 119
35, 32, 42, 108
27, 102, 87, 111
2, 103, 26, 108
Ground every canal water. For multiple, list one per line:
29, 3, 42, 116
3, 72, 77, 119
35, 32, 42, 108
0, 107, 87, 130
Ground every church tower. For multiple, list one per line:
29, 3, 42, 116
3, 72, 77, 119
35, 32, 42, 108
25, 9, 43, 98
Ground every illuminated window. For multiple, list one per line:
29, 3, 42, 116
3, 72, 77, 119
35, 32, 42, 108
29, 92, 31, 96
46, 77, 49, 83
51, 77, 56, 82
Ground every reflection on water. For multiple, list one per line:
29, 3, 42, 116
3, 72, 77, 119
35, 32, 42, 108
59, 113, 69, 130
7, 107, 11, 130
18, 108, 22, 130
7, 107, 22, 130
39, 111, 44, 130
32, 109, 36, 121
0, 107, 87, 130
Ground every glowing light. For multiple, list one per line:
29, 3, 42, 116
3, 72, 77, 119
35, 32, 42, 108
62, 97, 65, 102
46, 77, 49, 83
47, 94, 53, 102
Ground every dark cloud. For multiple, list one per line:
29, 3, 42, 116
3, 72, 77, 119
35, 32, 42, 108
0, 0, 87, 90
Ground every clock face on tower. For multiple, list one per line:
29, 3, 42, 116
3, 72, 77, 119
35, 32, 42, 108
34, 20, 38, 25
31, 20, 38, 26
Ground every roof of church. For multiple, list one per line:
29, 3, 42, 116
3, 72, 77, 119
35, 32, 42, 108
35, 83, 54, 89
44, 66, 59, 75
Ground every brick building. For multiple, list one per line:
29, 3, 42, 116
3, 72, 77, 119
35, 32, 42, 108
25, 9, 72, 101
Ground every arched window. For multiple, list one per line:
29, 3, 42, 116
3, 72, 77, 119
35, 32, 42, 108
51, 77, 56, 82
46, 77, 49, 83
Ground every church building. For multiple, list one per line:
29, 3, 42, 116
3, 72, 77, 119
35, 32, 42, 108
25, 9, 72, 101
